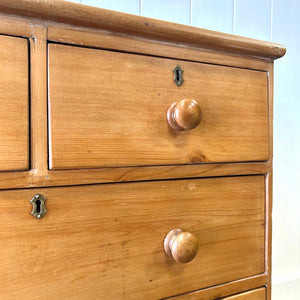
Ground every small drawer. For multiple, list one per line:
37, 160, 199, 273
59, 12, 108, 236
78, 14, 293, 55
48, 43, 269, 170
0, 176, 264, 299
0, 35, 29, 171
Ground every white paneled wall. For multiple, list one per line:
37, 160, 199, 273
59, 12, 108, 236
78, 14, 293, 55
66, 0, 300, 298
272, 1, 300, 299
142, 0, 191, 25
234, 0, 271, 40
84, 0, 140, 14
192, 0, 233, 33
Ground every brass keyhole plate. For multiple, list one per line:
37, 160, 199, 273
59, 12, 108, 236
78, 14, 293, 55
173, 65, 184, 87
30, 194, 47, 219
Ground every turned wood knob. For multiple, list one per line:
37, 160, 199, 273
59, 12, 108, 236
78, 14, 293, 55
167, 99, 202, 130
164, 229, 198, 263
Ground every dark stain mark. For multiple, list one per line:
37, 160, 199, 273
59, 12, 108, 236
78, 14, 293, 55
98, 243, 112, 249
190, 152, 209, 163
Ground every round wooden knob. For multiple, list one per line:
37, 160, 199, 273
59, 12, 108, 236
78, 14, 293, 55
167, 99, 202, 130
164, 229, 198, 263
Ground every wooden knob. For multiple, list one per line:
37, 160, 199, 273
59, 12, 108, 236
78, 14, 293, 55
164, 229, 198, 263
167, 99, 202, 130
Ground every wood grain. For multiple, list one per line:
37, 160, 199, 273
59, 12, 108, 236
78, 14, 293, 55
0, 0, 286, 59
48, 43, 269, 170
0, 176, 265, 299
0, 34, 29, 171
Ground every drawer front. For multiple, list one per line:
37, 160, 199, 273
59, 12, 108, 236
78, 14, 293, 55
223, 287, 265, 300
48, 43, 268, 170
0, 35, 29, 171
169, 287, 266, 299
0, 176, 264, 299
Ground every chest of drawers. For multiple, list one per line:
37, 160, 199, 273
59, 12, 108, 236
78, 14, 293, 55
0, 0, 285, 299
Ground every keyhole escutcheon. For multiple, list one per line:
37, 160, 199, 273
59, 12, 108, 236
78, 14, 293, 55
30, 194, 47, 219
173, 65, 184, 87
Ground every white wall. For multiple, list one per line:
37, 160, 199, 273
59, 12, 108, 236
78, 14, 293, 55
67, 1, 300, 298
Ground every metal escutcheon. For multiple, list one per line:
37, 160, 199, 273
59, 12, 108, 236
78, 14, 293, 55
30, 194, 47, 219
173, 65, 184, 87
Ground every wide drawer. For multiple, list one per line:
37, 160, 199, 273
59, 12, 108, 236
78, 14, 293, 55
169, 287, 266, 299
0, 176, 264, 299
0, 35, 29, 171
48, 43, 269, 170
223, 287, 265, 300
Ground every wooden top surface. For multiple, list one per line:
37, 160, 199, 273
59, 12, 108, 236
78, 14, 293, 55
0, 0, 285, 59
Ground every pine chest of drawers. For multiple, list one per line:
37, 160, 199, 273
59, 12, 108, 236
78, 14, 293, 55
0, 0, 285, 299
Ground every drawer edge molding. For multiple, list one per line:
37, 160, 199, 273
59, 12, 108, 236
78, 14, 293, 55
0, 162, 271, 190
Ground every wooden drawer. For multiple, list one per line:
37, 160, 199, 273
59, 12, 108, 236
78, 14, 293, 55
169, 287, 266, 299
0, 176, 265, 299
48, 43, 269, 170
223, 287, 265, 300
0, 35, 29, 171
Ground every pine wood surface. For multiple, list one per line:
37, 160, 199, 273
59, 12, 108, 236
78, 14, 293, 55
165, 280, 268, 300
0, 3, 283, 299
48, 43, 269, 170
266, 173, 273, 300
0, 162, 269, 190
47, 24, 273, 72
0, 176, 264, 299
30, 26, 48, 177
0, 0, 285, 59
223, 287, 265, 300
170, 286, 266, 300
0, 34, 29, 171
266, 65, 274, 300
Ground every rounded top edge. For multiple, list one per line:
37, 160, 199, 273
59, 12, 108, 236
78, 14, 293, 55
0, 0, 286, 59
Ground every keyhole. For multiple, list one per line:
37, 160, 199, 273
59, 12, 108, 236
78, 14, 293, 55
36, 200, 41, 214
30, 194, 47, 219
173, 65, 184, 86
176, 69, 181, 82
